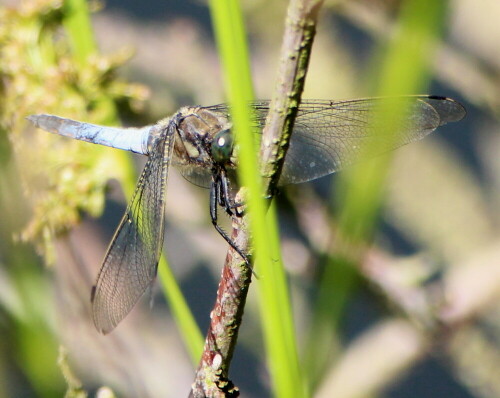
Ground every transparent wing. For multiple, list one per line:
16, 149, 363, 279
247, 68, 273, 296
206, 96, 466, 185
177, 165, 213, 189
91, 124, 175, 334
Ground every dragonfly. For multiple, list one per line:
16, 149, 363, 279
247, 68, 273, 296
28, 95, 466, 334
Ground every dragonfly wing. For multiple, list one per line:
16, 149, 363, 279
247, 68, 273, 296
277, 96, 465, 184
177, 166, 213, 188
205, 96, 465, 186
91, 122, 175, 334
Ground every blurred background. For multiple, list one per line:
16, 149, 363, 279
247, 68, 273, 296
0, 0, 499, 397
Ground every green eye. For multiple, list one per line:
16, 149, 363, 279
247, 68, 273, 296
211, 129, 233, 163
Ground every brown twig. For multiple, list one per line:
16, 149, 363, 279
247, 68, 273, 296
190, 205, 251, 398
261, 0, 325, 196
191, 0, 324, 396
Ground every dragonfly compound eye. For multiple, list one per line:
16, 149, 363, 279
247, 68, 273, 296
211, 129, 233, 163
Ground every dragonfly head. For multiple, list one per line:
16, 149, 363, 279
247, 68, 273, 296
211, 128, 234, 164
173, 107, 235, 168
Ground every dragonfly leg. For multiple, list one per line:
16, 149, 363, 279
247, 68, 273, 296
218, 171, 245, 217
229, 202, 245, 217
210, 179, 251, 266
218, 170, 276, 218
217, 175, 232, 216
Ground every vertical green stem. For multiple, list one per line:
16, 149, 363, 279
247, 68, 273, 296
209, 1, 306, 396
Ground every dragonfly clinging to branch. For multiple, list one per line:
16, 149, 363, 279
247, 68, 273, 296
28, 95, 466, 334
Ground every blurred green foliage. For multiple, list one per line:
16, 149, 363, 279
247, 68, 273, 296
0, 0, 144, 395
305, 0, 447, 389
0, 0, 145, 262
1, 1, 204, 396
